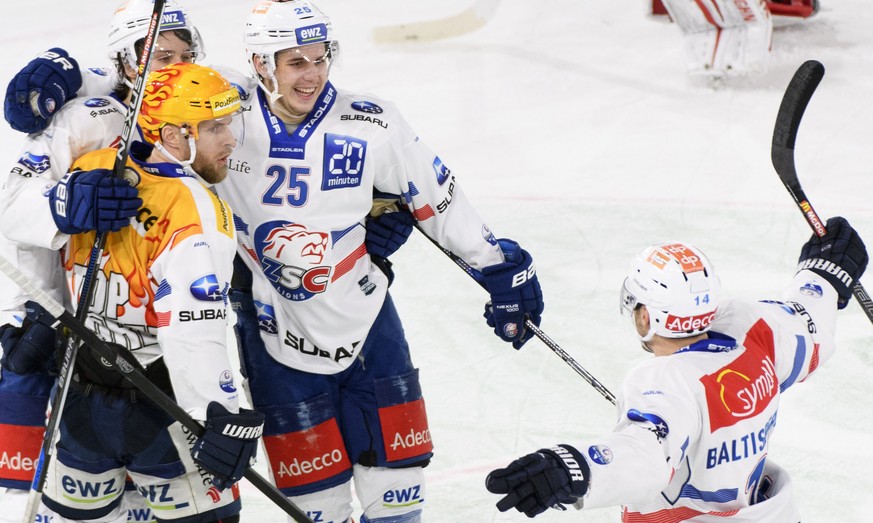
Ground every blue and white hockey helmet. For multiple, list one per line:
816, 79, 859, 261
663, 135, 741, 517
620, 242, 720, 342
108, 0, 205, 72
244, 0, 340, 79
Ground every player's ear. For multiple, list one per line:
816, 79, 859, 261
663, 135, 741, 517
252, 54, 268, 78
634, 306, 650, 338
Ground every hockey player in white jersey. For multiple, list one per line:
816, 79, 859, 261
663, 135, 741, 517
3, 1, 545, 519
0, 1, 206, 521
219, 1, 544, 522
486, 218, 866, 521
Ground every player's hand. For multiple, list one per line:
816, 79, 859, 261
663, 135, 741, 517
191, 402, 265, 490
0, 301, 59, 375
480, 239, 544, 349
798, 216, 868, 309
49, 168, 142, 234
366, 208, 415, 259
4, 48, 82, 134
486, 444, 589, 517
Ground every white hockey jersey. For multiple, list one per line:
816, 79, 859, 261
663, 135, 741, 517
573, 270, 837, 522
221, 81, 504, 375
0, 76, 126, 325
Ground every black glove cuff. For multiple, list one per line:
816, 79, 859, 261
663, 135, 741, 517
798, 258, 854, 300
539, 444, 590, 498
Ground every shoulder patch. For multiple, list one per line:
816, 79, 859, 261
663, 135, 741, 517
351, 101, 383, 114
84, 98, 111, 108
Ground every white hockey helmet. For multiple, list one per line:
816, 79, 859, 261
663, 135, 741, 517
244, 0, 340, 80
620, 242, 720, 343
108, 0, 205, 71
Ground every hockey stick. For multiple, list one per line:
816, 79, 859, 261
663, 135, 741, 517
770, 60, 873, 322
22, 3, 168, 521
373, 0, 500, 43
413, 224, 617, 405
0, 254, 314, 522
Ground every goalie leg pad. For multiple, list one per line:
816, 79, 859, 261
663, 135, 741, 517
662, 0, 773, 75
0, 369, 52, 489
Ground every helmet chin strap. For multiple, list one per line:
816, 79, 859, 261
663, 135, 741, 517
154, 134, 214, 188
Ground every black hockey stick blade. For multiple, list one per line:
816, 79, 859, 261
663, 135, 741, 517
770, 61, 873, 323
771, 60, 825, 198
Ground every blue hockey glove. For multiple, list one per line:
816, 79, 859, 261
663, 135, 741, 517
4, 48, 82, 134
480, 239, 544, 349
49, 168, 142, 234
0, 301, 59, 375
798, 216, 868, 309
191, 401, 265, 490
366, 209, 416, 259
486, 444, 590, 518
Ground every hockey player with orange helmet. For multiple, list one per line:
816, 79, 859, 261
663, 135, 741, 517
38, 62, 262, 523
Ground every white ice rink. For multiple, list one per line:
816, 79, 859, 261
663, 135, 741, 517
1, 1, 871, 521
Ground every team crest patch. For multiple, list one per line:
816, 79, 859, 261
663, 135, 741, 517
254, 221, 331, 302
351, 101, 383, 114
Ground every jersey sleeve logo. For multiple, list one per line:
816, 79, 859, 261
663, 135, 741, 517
189, 274, 225, 302
351, 101, 383, 114
18, 153, 51, 174
254, 300, 279, 335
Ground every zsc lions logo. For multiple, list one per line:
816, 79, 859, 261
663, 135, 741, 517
255, 221, 331, 302
18, 153, 51, 174
189, 274, 225, 302
351, 101, 383, 114
254, 300, 278, 334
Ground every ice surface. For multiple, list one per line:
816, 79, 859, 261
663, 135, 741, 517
0, 1, 870, 521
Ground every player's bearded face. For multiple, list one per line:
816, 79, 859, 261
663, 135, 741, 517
191, 117, 238, 184
271, 43, 331, 118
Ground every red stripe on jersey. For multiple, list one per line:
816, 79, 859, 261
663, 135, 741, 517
622, 506, 739, 522
413, 205, 435, 221
0, 424, 44, 482
800, 343, 821, 382
156, 311, 172, 327
332, 243, 367, 282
